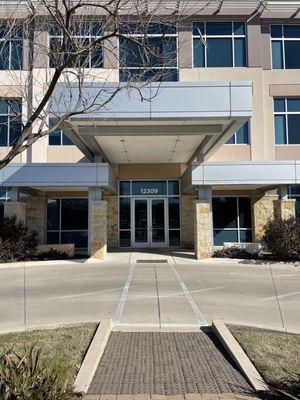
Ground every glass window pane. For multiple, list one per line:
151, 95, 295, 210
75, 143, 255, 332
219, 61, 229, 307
49, 129, 61, 145
91, 45, 103, 68
0, 101, 7, 114
236, 122, 249, 144
226, 135, 235, 144
0, 117, 8, 146
274, 115, 287, 144
119, 181, 130, 195
62, 133, 73, 145
47, 199, 60, 230
10, 40, 23, 70
287, 98, 300, 112
284, 25, 300, 38
61, 199, 88, 230
119, 197, 131, 229
295, 198, 300, 221
168, 197, 180, 229
169, 230, 180, 246
234, 22, 245, 36
206, 22, 232, 36
47, 231, 59, 244
168, 180, 179, 195
0, 203, 4, 218
285, 41, 300, 69
234, 38, 246, 67
238, 197, 251, 228
272, 41, 283, 69
193, 22, 205, 36
274, 98, 285, 112
214, 229, 238, 246
213, 197, 238, 229
0, 41, 9, 70
288, 114, 300, 144
120, 230, 131, 247
290, 185, 300, 195
206, 38, 232, 67
61, 231, 88, 248
9, 121, 22, 146
271, 25, 282, 38
132, 181, 167, 196
240, 230, 252, 243
193, 38, 205, 67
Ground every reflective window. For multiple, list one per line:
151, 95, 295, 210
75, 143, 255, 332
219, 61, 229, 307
0, 23, 23, 70
119, 181, 130, 196
212, 197, 252, 246
47, 198, 88, 249
271, 25, 300, 69
226, 122, 249, 144
0, 189, 10, 218
0, 99, 22, 147
119, 23, 178, 82
49, 119, 73, 146
288, 186, 300, 220
274, 98, 300, 144
132, 181, 167, 196
193, 22, 247, 68
49, 21, 103, 68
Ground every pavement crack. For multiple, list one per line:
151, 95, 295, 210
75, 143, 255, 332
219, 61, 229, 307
269, 265, 286, 331
154, 265, 162, 329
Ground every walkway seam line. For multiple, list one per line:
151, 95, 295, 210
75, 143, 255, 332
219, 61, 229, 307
269, 264, 286, 331
112, 262, 135, 324
154, 265, 162, 329
169, 263, 208, 326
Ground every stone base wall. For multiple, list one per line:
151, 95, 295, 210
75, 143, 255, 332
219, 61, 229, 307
26, 196, 46, 244
104, 195, 118, 249
180, 195, 195, 248
194, 200, 212, 259
251, 194, 278, 242
274, 199, 296, 220
4, 202, 27, 223
89, 200, 107, 260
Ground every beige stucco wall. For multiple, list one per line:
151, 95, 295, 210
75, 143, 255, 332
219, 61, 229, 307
118, 164, 181, 180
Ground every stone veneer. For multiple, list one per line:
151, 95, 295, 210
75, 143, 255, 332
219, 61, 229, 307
194, 200, 212, 259
26, 196, 46, 244
89, 200, 107, 260
104, 195, 118, 248
274, 199, 296, 220
180, 195, 195, 248
251, 194, 278, 242
4, 202, 27, 223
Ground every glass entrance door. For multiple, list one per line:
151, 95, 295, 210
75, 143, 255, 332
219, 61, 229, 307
133, 198, 167, 248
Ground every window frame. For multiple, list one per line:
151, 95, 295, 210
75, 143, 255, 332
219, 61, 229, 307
0, 23, 23, 70
192, 21, 247, 68
274, 97, 300, 145
0, 99, 22, 147
271, 25, 300, 70
48, 119, 73, 146
0, 189, 10, 218
118, 24, 179, 82
225, 121, 250, 145
288, 186, 300, 220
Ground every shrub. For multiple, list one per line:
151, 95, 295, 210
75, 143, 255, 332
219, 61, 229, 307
0, 216, 38, 262
38, 248, 68, 260
214, 246, 259, 260
263, 218, 300, 261
0, 345, 75, 400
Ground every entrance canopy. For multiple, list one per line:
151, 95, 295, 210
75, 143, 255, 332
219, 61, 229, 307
51, 81, 252, 164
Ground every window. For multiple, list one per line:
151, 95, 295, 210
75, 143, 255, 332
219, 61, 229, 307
119, 23, 178, 82
49, 21, 103, 68
226, 121, 249, 144
288, 186, 300, 220
193, 22, 247, 68
47, 198, 88, 249
213, 197, 252, 245
0, 99, 22, 147
49, 119, 73, 146
271, 25, 300, 69
274, 98, 300, 144
0, 189, 10, 218
0, 23, 23, 70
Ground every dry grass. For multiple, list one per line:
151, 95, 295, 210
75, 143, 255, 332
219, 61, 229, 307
0, 323, 98, 381
229, 325, 300, 386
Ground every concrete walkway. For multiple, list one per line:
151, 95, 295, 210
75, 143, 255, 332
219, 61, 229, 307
0, 250, 299, 333
85, 394, 261, 399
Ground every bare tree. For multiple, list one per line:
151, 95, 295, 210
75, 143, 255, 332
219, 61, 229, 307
0, 0, 190, 169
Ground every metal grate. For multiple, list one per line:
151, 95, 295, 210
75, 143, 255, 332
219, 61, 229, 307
136, 259, 168, 263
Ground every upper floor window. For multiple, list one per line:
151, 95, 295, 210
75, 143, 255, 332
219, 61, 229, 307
49, 119, 73, 146
49, 21, 103, 68
0, 23, 23, 70
0, 99, 22, 147
119, 23, 178, 82
271, 25, 300, 69
193, 22, 247, 68
274, 98, 300, 144
226, 121, 249, 144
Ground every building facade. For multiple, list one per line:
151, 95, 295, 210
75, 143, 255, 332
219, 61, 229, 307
0, 0, 300, 259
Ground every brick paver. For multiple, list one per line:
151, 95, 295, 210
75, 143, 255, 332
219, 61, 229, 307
88, 332, 254, 396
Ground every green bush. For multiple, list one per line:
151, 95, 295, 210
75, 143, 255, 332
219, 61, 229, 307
214, 246, 259, 260
0, 345, 75, 400
263, 217, 300, 261
38, 248, 68, 260
0, 216, 38, 262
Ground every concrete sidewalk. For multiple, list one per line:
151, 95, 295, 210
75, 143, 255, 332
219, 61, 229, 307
85, 394, 261, 399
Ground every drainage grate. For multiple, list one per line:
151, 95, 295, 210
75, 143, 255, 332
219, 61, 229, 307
136, 259, 168, 263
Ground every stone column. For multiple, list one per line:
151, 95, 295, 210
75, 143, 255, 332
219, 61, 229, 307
274, 199, 296, 220
103, 195, 118, 249
26, 196, 47, 244
194, 186, 213, 259
251, 194, 278, 242
180, 195, 195, 249
4, 202, 27, 223
88, 188, 107, 260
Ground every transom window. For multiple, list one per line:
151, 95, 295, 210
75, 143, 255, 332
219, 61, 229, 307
119, 23, 178, 82
0, 99, 22, 147
288, 186, 300, 220
193, 22, 247, 68
49, 21, 103, 68
271, 25, 300, 69
49, 119, 73, 146
226, 121, 249, 144
47, 198, 88, 249
213, 197, 252, 245
274, 98, 300, 145
0, 23, 23, 70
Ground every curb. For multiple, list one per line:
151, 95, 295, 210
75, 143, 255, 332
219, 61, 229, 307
212, 320, 269, 392
0, 258, 89, 269
202, 258, 299, 267
74, 319, 113, 395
